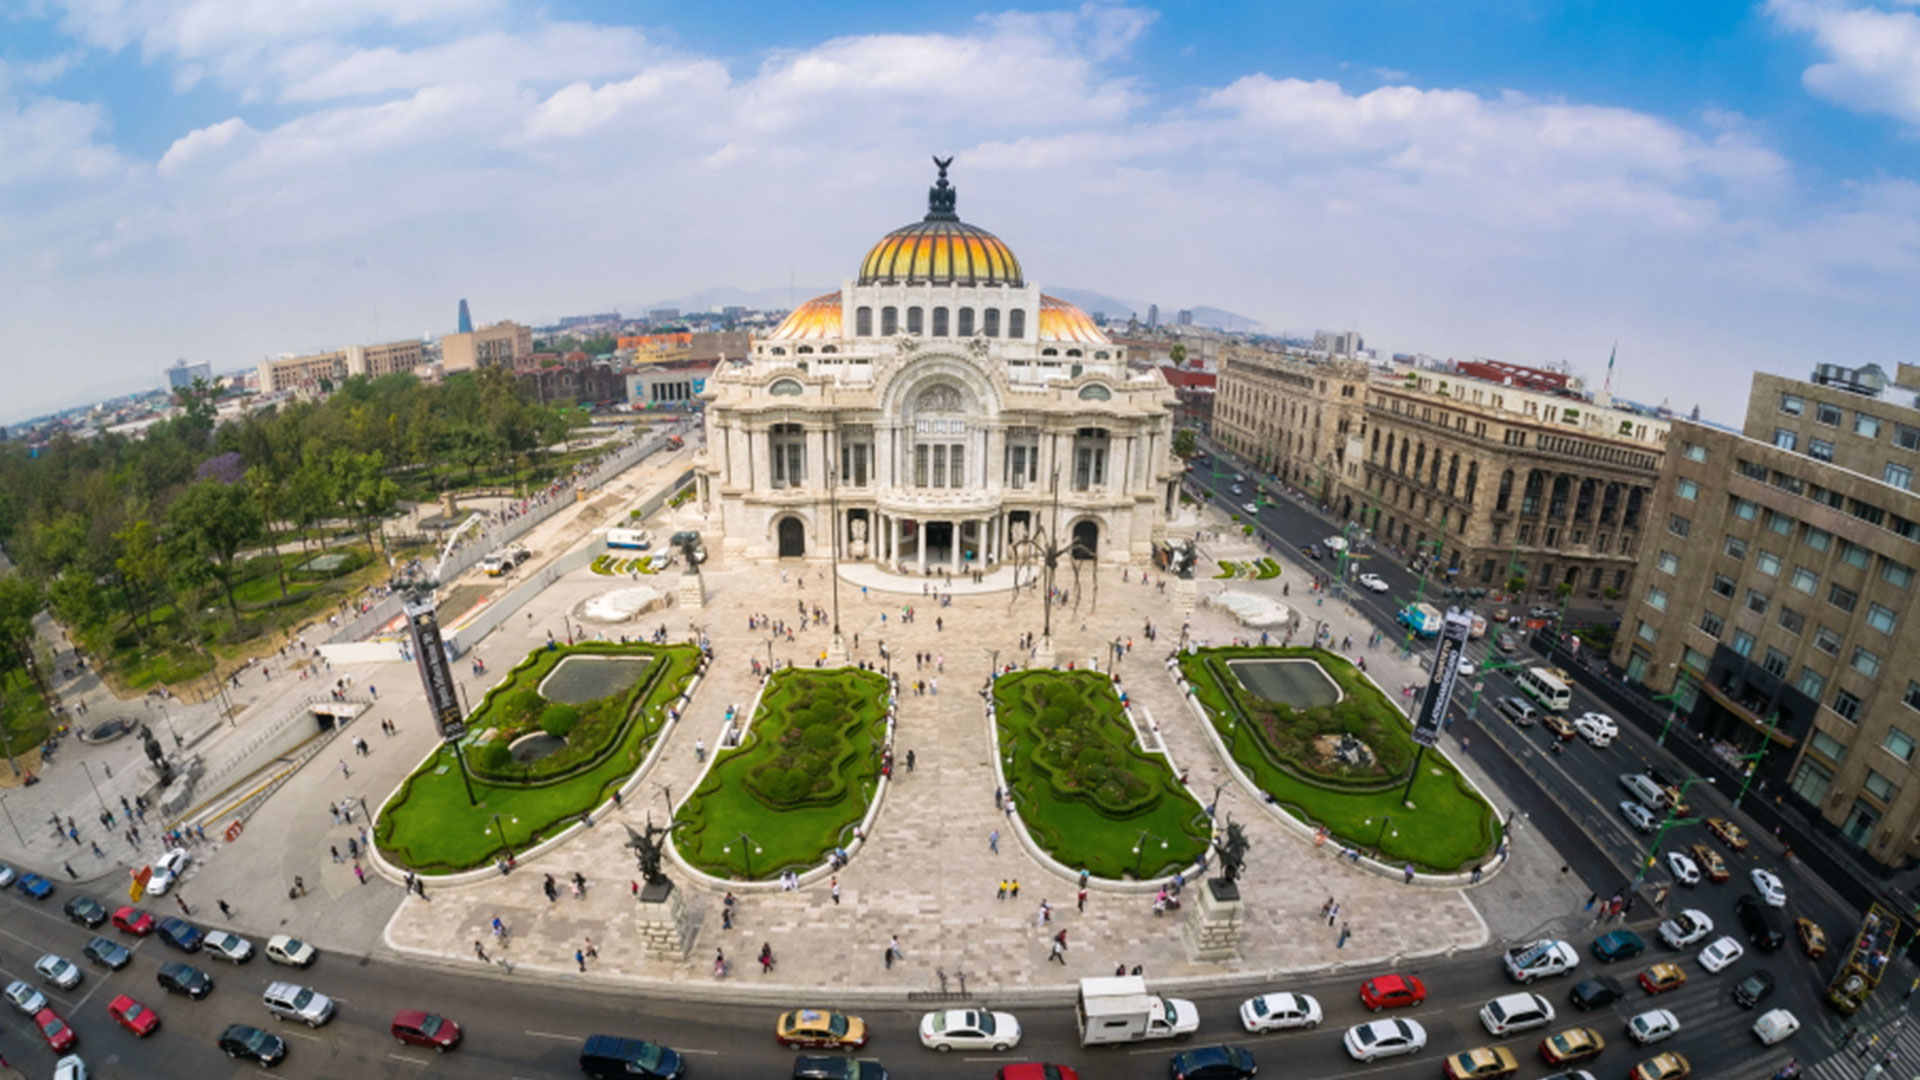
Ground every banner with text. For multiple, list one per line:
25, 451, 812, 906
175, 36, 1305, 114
1411, 610, 1474, 748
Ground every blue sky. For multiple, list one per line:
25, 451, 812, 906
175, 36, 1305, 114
4, 0, 1920, 421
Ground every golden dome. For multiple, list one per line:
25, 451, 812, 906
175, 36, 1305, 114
768, 292, 842, 340
857, 158, 1024, 288
1038, 295, 1109, 344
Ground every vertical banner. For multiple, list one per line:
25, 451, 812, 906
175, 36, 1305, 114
404, 598, 466, 741
1411, 611, 1474, 747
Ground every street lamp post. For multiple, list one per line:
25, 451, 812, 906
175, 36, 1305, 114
1732, 713, 1781, 810
490, 812, 514, 863
1132, 830, 1168, 878
0, 792, 24, 845
1372, 814, 1394, 858
1630, 776, 1715, 888
827, 460, 844, 660
724, 832, 763, 880
1654, 666, 1696, 746
79, 760, 110, 813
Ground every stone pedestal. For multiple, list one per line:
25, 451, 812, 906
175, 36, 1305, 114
439, 491, 459, 518
1181, 878, 1244, 962
826, 631, 848, 667
633, 880, 693, 960
1171, 576, 1198, 618
677, 571, 706, 611
1033, 633, 1057, 669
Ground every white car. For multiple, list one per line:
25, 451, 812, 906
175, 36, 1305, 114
35, 954, 82, 991
0, 863, 15, 887
54, 1057, 87, 1080
1504, 940, 1579, 983
1666, 851, 1701, 886
1358, 573, 1390, 593
1698, 935, 1745, 973
1753, 1008, 1800, 1045
147, 847, 191, 896
266, 935, 317, 968
1343, 1017, 1427, 1061
1242, 503, 1259, 515
1658, 909, 1714, 948
918, 1008, 1021, 1052
1751, 868, 1787, 907
203, 930, 253, 964
1620, 801, 1658, 833
1456, 658, 1477, 677
1239, 991, 1322, 1031
1627, 1008, 1681, 1044
1479, 992, 1555, 1036
1575, 712, 1618, 746
4, 978, 47, 1015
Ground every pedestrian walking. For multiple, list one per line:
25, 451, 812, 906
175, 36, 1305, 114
586, 937, 599, 959
177, 896, 191, 916
831, 877, 841, 905
997, 880, 1008, 901
1077, 888, 1088, 913
988, 828, 1000, 854
1010, 879, 1019, 899
353, 864, 366, 885
474, 941, 489, 962
1337, 922, 1351, 948
331, 845, 343, 864
575, 949, 586, 972
1403, 863, 1415, 884
218, 899, 233, 919
695, 738, 706, 762
1327, 902, 1339, 926
293, 875, 306, 896
1049, 939, 1066, 964
759, 943, 775, 974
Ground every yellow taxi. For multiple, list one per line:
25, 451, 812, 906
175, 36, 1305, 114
1442, 1045, 1519, 1080
1631, 1051, 1691, 1080
1539, 1026, 1605, 1066
1687, 843, 1730, 883
1797, 917, 1829, 959
1638, 963, 1687, 995
775, 1009, 869, 1050
1706, 818, 1749, 851
1662, 787, 1690, 815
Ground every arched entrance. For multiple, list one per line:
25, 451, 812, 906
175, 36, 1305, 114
1070, 520, 1098, 561
777, 517, 806, 558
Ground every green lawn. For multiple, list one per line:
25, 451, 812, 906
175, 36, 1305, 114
1181, 647, 1499, 872
995, 670, 1209, 880
676, 667, 889, 881
374, 642, 701, 873
0, 668, 50, 757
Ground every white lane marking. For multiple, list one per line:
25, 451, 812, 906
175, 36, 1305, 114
524, 1030, 579, 1041
388, 1054, 429, 1066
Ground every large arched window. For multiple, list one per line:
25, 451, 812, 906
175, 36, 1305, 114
770, 423, 806, 489
1496, 469, 1514, 511
957, 308, 975, 336
1008, 309, 1026, 338
907, 307, 924, 335
881, 307, 898, 336
855, 306, 873, 336
982, 308, 1001, 337
932, 307, 949, 336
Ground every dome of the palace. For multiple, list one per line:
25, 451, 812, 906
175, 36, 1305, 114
857, 158, 1025, 288
769, 292, 843, 340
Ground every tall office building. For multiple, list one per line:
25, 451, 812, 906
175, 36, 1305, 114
165, 359, 212, 392
457, 299, 473, 335
1147, 303, 1159, 329
1613, 362, 1920, 867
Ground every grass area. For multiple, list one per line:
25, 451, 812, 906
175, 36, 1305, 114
590, 554, 666, 576
677, 668, 890, 881
374, 642, 702, 873
0, 668, 51, 757
994, 670, 1209, 880
1181, 647, 1499, 872
1214, 561, 1240, 579
666, 484, 696, 509
1253, 558, 1282, 580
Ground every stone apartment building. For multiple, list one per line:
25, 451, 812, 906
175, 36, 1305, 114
441, 320, 533, 373
257, 339, 424, 394
1212, 346, 1370, 501
1357, 365, 1669, 599
1612, 362, 1920, 867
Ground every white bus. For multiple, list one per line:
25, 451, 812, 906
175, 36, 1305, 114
1515, 666, 1572, 712
606, 528, 651, 551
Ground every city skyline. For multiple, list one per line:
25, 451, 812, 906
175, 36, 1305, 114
5, 1, 1920, 420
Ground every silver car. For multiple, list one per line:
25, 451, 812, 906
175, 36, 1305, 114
4, 978, 47, 1015
34, 954, 82, 991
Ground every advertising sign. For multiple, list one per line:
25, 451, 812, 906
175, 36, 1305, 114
1410, 610, 1474, 748
404, 598, 466, 741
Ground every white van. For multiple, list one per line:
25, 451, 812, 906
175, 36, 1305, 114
1516, 667, 1572, 712
1620, 773, 1665, 810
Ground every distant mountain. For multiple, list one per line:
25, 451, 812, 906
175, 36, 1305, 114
633, 284, 838, 314
1042, 286, 1148, 322
1187, 306, 1264, 333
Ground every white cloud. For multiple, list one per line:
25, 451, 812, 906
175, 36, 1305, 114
157, 116, 251, 176
0, 92, 124, 185
1767, 0, 1920, 126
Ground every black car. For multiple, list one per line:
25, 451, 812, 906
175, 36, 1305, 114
792, 1056, 889, 1080
1301, 544, 1323, 560
1169, 1044, 1258, 1080
1736, 895, 1787, 951
1568, 975, 1625, 1011
64, 895, 107, 928
157, 916, 204, 952
83, 935, 132, 970
220, 1023, 287, 1066
1733, 969, 1777, 1008
579, 1035, 684, 1079
157, 961, 213, 999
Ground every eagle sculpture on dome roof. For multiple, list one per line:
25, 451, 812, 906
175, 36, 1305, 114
926, 155, 958, 221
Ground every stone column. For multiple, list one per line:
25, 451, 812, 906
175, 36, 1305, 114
953, 521, 965, 572
916, 519, 927, 574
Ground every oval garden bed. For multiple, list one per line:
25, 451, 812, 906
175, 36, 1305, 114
1178, 645, 1499, 872
675, 667, 891, 881
993, 670, 1208, 880
375, 641, 703, 873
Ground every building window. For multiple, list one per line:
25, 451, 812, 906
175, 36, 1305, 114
1778, 606, 1805, 634
1803, 525, 1832, 551
769, 423, 806, 488
1790, 567, 1818, 593
1816, 401, 1843, 426
1887, 463, 1914, 491
1865, 770, 1898, 802
1683, 442, 1707, 463
1676, 478, 1699, 501
1774, 429, 1799, 451
1684, 647, 1709, 674
1008, 309, 1026, 338
1724, 535, 1748, 560
1897, 423, 1920, 451
1698, 610, 1725, 637
1756, 552, 1781, 577
1868, 603, 1897, 634
1791, 759, 1832, 805
1884, 559, 1914, 588
1835, 689, 1865, 723
913, 445, 927, 486
1668, 514, 1691, 538
1733, 498, 1758, 521
881, 306, 899, 335
1637, 621, 1659, 644
1852, 647, 1882, 678
1828, 583, 1858, 613
1732, 630, 1756, 657
1857, 413, 1883, 438
1886, 728, 1917, 762
1842, 541, 1872, 569
1645, 587, 1669, 611
1657, 551, 1679, 575
1766, 509, 1793, 535
930, 307, 949, 336
1809, 438, 1835, 462
855, 306, 873, 336
906, 307, 924, 335
982, 308, 1000, 337
957, 308, 974, 336
1781, 393, 1805, 416
1762, 647, 1790, 677
1712, 573, 1736, 598
1908, 681, 1920, 712
1746, 589, 1769, 614
1814, 625, 1843, 654
1812, 729, 1848, 762
1798, 667, 1827, 699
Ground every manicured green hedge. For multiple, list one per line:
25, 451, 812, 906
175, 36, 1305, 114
1188, 649, 1413, 788
464, 644, 671, 784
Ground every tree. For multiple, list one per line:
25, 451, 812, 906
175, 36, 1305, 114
328, 451, 399, 556
114, 519, 168, 638
166, 479, 264, 623
245, 465, 290, 598
1169, 343, 1188, 365
0, 574, 46, 700
1172, 428, 1198, 460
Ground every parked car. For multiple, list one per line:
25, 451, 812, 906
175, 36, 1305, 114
17, 872, 55, 899
1359, 974, 1427, 1011
918, 1009, 1020, 1052
1750, 868, 1787, 907
36, 1007, 78, 1053
157, 961, 213, 999
1733, 970, 1777, 1009
1479, 992, 1555, 1036
793, 1057, 888, 1080
1626, 1009, 1680, 1045
265, 935, 317, 968
1168, 1044, 1258, 1080
0, 862, 14, 886
109, 995, 161, 1037
64, 895, 108, 927
1568, 976, 1624, 1011
35, 954, 82, 990
1752, 1009, 1799, 1045
1238, 991, 1321, 1031
1342, 1018, 1427, 1061
391, 1010, 463, 1052
218, 1023, 288, 1067
1591, 930, 1647, 963
1736, 895, 1786, 951
5, 979, 47, 1016
776, 1009, 869, 1050
1698, 936, 1745, 973
83, 936, 132, 970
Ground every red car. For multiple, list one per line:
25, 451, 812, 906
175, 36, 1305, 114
998, 1068, 1081, 1080
113, 906, 155, 936
391, 1009, 462, 1052
36, 1007, 77, 1052
1359, 974, 1428, 1011
110, 994, 161, 1037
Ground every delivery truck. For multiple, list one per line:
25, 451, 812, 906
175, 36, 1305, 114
1397, 602, 1443, 638
1075, 976, 1200, 1047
